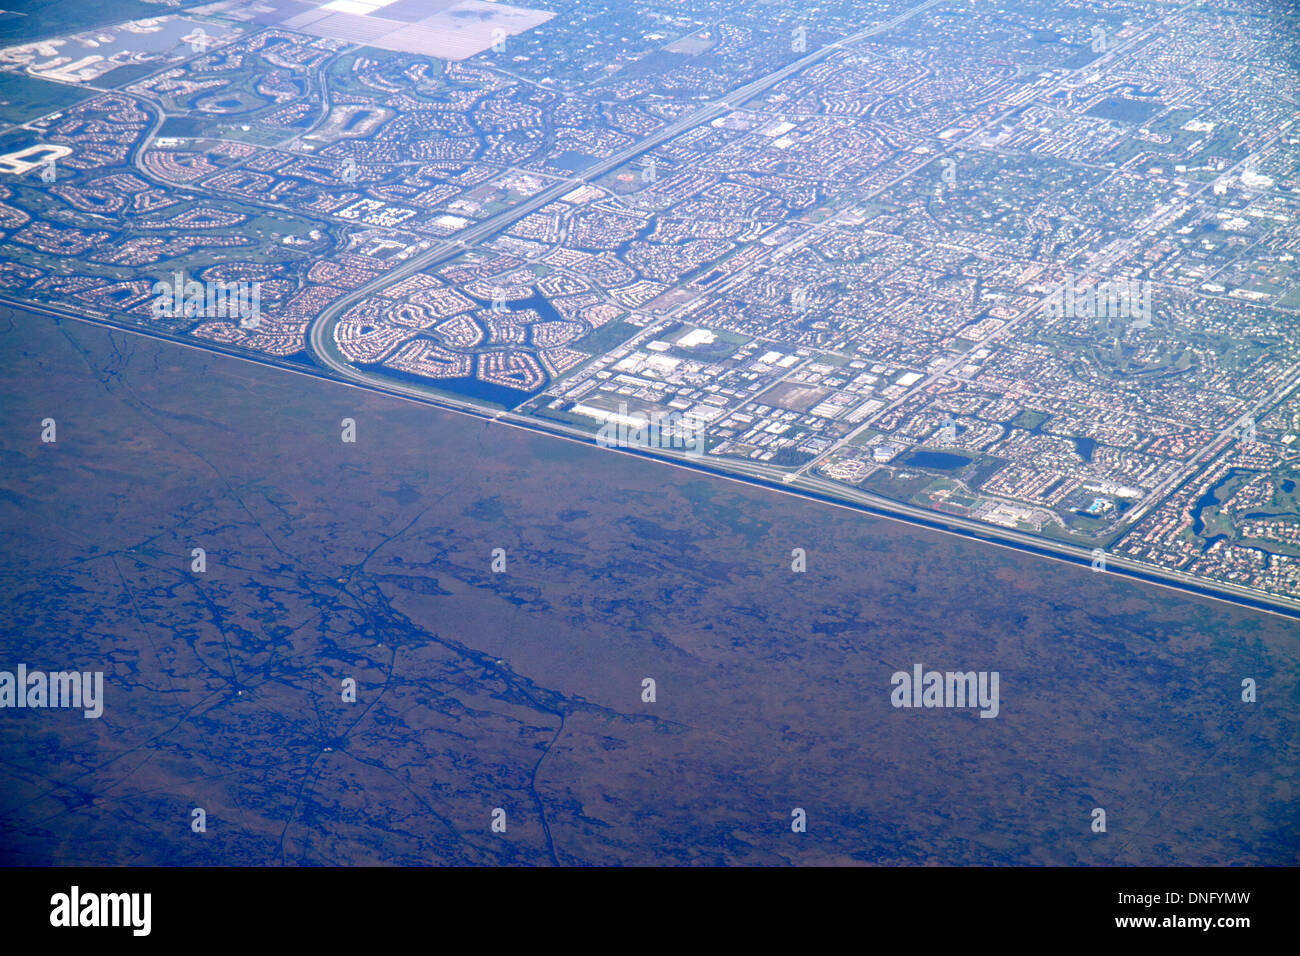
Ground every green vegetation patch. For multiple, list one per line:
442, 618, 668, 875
0, 72, 90, 125
0, 0, 162, 44
1011, 408, 1050, 430
571, 318, 639, 356
1084, 97, 1162, 125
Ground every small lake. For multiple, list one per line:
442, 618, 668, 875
902, 450, 973, 470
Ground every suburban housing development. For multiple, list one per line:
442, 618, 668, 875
1, 0, 1298, 612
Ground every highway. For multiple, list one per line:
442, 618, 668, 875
305, 0, 946, 372
10, 294, 1300, 621
11, 0, 1300, 619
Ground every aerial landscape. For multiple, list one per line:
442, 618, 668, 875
0, 0, 1297, 874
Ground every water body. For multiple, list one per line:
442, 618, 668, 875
372, 291, 568, 408
611, 218, 659, 259
377, 362, 536, 410
1190, 467, 1253, 537
549, 151, 597, 174
1072, 436, 1097, 463
902, 450, 973, 470
1202, 533, 1228, 552
2, 311, 1297, 866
